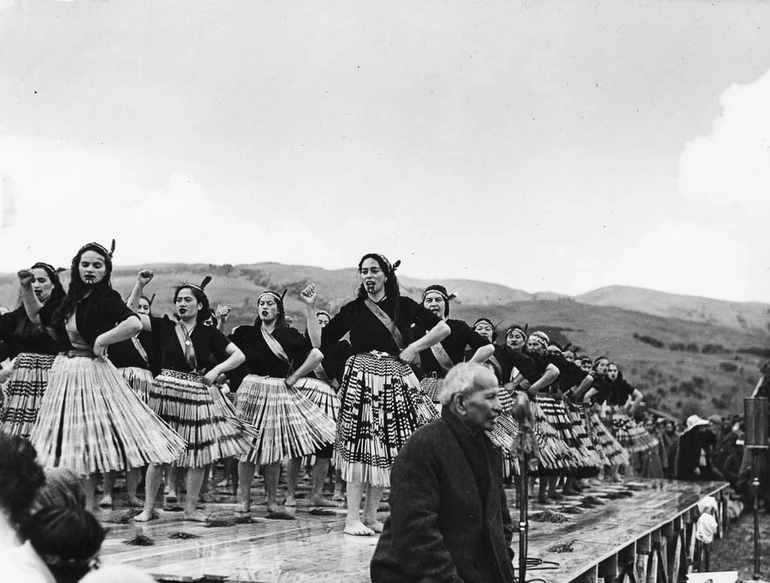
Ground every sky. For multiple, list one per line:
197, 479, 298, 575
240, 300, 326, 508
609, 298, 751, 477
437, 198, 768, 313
1, 0, 769, 303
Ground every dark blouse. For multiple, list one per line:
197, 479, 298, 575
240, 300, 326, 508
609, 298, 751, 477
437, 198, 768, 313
527, 351, 567, 394
150, 316, 230, 374
414, 319, 489, 378
606, 376, 636, 406
550, 354, 589, 394
0, 306, 64, 358
228, 323, 312, 388
44, 289, 137, 350
321, 296, 442, 356
588, 375, 613, 404
108, 330, 159, 374
485, 345, 538, 386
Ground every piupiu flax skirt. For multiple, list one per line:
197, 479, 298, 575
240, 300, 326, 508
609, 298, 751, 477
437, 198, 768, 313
149, 369, 255, 468
119, 366, 154, 404
29, 354, 186, 474
604, 406, 657, 454
530, 399, 577, 472
0, 352, 56, 440
419, 376, 443, 403
294, 377, 341, 421
235, 375, 336, 465
537, 395, 602, 471
584, 407, 630, 466
334, 352, 439, 487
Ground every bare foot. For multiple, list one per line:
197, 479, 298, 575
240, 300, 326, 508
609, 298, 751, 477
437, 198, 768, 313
363, 519, 384, 533
165, 492, 178, 503
234, 502, 251, 515
126, 496, 144, 508
332, 490, 345, 502
310, 497, 339, 508
344, 519, 374, 536
283, 496, 297, 507
267, 503, 281, 514
99, 495, 113, 508
133, 509, 157, 523
183, 509, 208, 522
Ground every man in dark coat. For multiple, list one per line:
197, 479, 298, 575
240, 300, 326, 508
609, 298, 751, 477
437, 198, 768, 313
370, 363, 515, 583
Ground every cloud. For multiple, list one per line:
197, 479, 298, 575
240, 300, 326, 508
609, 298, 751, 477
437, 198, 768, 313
0, 135, 332, 271
679, 68, 770, 207
570, 220, 761, 302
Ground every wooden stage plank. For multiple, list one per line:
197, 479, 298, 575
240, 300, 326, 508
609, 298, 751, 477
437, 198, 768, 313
99, 479, 727, 583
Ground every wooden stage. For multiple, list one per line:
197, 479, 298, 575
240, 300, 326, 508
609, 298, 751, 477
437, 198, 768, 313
98, 476, 728, 583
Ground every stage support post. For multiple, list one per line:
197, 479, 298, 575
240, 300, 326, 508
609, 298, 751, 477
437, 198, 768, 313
745, 395, 769, 581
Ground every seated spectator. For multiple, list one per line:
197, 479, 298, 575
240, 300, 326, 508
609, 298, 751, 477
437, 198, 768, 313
0, 433, 55, 583
25, 506, 105, 583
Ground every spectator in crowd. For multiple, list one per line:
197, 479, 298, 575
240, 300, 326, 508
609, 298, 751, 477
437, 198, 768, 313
0, 433, 54, 583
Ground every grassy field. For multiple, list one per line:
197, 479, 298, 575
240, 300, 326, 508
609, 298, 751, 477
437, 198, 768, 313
711, 509, 770, 579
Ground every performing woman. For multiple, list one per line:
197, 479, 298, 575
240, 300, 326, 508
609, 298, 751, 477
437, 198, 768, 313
417, 286, 494, 402
228, 285, 337, 516
590, 359, 653, 481
321, 253, 450, 536
525, 331, 603, 502
28, 242, 186, 511
100, 271, 160, 508
0, 264, 65, 439
134, 274, 252, 522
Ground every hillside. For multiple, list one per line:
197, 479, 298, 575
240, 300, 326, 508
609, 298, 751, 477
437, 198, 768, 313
1, 262, 767, 419
577, 285, 770, 335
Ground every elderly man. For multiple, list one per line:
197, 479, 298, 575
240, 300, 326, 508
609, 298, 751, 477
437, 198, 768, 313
370, 362, 515, 583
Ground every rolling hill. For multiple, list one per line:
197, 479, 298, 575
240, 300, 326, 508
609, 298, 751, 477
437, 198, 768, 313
1, 262, 767, 419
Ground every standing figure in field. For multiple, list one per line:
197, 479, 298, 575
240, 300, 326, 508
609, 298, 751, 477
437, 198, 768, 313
227, 285, 337, 517
415, 285, 494, 402
134, 274, 251, 522
321, 253, 450, 535
0, 264, 65, 439
28, 242, 186, 511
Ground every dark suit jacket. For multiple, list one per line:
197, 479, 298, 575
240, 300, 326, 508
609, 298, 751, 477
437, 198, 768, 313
370, 408, 515, 583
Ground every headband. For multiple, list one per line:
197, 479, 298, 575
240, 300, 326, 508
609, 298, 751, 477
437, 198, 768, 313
505, 324, 528, 337
368, 253, 401, 273
182, 276, 212, 293
258, 289, 287, 304
529, 331, 550, 347
316, 309, 331, 319
473, 317, 495, 330
78, 239, 115, 259
421, 285, 457, 303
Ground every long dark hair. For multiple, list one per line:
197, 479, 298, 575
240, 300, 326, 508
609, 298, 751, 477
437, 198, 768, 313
0, 434, 46, 536
356, 253, 400, 300
174, 284, 211, 325
54, 243, 114, 327
26, 506, 105, 583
